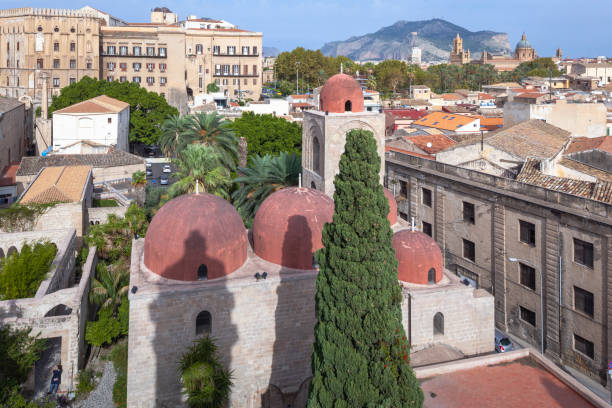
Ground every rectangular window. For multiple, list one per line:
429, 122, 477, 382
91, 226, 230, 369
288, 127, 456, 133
399, 180, 408, 198
519, 220, 536, 246
215, 64, 221, 75
52, 78, 60, 87
54, 42, 59, 52
519, 263, 536, 291
422, 222, 432, 237
233, 78, 239, 85
243, 64, 249, 75
213, 45, 220, 55
232, 64, 240, 75
222, 65, 230, 75
242, 46, 249, 55
120, 63, 127, 71
463, 239, 475, 262
107, 117, 112, 124
119, 46, 128, 55
253, 46, 258, 55
159, 63, 166, 72
147, 63, 155, 72
253, 78, 257, 85
37, 59, 44, 69
199, 77, 203, 88
574, 334, 594, 359
86, 62, 92, 69
463, 202, 475, 224
70, 42, 76, 52
399, 212, 408, 221
146, 47, 155, 56
422, 188, 432, 207
158, 47, 166, 57
70, 59, 76, 69
120, 76, 127, 83
53, 59, 60, 69
199, 65, 203, 74
133, 46, 141, 56
215, 78, 220, 85
70, 77, 76, 84
227, 46, 235, 55
574, 238, 594, 268
222, 79, 228, 85
108, 62, 116, 71
146, 76, 154, 84
574, 286, 594, 317
107, 45, 116, 55
244, 78, 247, 85
519, 306, 536, 326
133, 63, 141, 71
133, 76, 141, 83
160, 77, 167, 86
106, 76, 114, 82
252, 64, 257, 75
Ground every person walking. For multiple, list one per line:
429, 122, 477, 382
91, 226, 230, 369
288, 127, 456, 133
48, 364, 62, 395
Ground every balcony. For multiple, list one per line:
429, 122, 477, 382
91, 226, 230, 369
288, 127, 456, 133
213, 73, 258, 78
212, 53, 260, 57
100, 51, 167, 59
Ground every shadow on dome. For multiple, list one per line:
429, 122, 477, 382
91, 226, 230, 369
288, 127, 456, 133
148, 228, 238, 406
264, 215, 314, 406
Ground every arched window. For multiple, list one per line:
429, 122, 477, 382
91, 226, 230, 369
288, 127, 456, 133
311, 181, 316, 189
37, 26, 43, 32
312, 136, 320, 174
54, 26, 59, 32
7, 246, 17, 256
197, 264, 208, 281
428, 268, 435, 284
344, 100, 352, 112
45, 304, 72, 317
434, 312, 444, 336
195, 311, 212, 335
196, 44, 203, 54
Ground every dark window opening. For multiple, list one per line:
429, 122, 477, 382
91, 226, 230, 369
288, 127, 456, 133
311, 181, 316, 189
44, 304, 72, 317
574, 238, 594, 268
519, 220, 536, 246
434, 312, 444, 335
428, 268, 436, 284
574, 286, 594, 318
422, 188, 432, 207
463, 202, 475, 224
197, 264, 208, 280
195, 311, 211, 335
519, 306, 536, 326
344, 100, 352, 112
574, 334, 594, 359
313, 136, 320, 174
399, 180, 408, 198
462, 239, 475, 262
519, 263, 536, 291
422, 221, 432, 237
399, 212, 408, 221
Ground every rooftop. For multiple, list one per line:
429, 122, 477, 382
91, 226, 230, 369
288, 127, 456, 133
485, 120, 570, 160
53, 95, 130, 115
20, 166, 91, 204
17, 149, 144, 176
406, 134, 456, 154
0, 96, 23, 113
564, 136, 610, 154
415, 112, 478, 131
0, 164, 19, 187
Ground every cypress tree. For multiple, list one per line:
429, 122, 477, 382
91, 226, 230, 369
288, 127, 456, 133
308, 129, 423, 407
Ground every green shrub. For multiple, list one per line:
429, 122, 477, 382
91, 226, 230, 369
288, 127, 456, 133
118, 300, 129, 337
111, 342, 128, 408
0, 241, 57, 300
76, 369, 96, 397
85, 307, 122, 347
0, 203, 57, 232
92, 198, 118, 207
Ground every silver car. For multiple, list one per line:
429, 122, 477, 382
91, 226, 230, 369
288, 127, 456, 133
495, 333, 513, 353
160, 175, 169, 185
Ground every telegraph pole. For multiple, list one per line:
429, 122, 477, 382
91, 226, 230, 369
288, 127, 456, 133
296, 61, 300, 95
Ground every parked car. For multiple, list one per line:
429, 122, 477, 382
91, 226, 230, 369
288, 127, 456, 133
146, 169, 153, 177
162, 164, 172, 173
146, 161, 152, 168
160, 175, 169, 185
495, 333, 513, 353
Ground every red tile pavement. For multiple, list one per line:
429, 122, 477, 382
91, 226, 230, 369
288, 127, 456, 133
419, 358, 594, 408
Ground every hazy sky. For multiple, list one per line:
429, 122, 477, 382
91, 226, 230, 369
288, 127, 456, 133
5, 0, 611, 57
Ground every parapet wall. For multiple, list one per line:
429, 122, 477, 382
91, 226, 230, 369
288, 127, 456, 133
0, 8, 98, 18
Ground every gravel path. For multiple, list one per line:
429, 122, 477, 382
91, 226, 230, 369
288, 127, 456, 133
73, 361, 116, 408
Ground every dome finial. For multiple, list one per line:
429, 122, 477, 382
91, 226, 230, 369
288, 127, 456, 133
521, 32, 526, 41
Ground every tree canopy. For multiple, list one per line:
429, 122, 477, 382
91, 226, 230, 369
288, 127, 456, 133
48, 76, 178, 145
228, 112, 301, 159
0, 241, 57, 300
308, 129, 423, 407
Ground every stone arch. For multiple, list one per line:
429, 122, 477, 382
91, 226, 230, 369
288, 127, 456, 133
306, 122, 324, 175
7, 246, 18, 256
312, 136, 321, 174
434, 312, 444, 336
345, 100, 352, 112
428, 268, 436, 284
195, 311, 212, 335
44, 304, 72, 317
197, 264, 208, 281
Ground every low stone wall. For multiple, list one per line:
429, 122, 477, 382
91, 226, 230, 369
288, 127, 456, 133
88, 206, 127, 225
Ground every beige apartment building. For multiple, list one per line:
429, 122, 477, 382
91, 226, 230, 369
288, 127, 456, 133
0, 7, 263, 111
0, 7, 101, 100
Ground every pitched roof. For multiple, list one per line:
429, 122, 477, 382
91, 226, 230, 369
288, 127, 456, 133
478, 93, 495, 100
0, 96, 23, 113
515, 92, 547, 99
0, 163, 19, 187
558, 158, 612, 183
405, 134, 456, 154
384, 109, 428, 120
415, 111, 478, 131
17, 149, 145, 176
474, 116, 504, 131
441, 93, 463, 101
564, 136, 609, 154
53, 95, 130, 115
485, 120, 570, 159
20, 166, 91, 204
517, 158, 612, 204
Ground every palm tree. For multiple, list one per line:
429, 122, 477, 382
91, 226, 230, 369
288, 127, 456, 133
131, 170, 146, 188
232, 152, 300, 225
159, 114, 190, 158
169, 144, 231, 199
182, 112, 238, 169
89, 262, 129, 313
178, 336, 233, 408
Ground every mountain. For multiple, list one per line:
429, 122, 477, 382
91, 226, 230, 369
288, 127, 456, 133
320, 19, 511, 62
263, 47, 280, 57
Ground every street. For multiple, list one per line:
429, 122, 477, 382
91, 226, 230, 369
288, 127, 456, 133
146, 161, 177, 187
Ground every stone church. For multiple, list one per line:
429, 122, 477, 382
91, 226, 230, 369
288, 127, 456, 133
126, 74, 494, 407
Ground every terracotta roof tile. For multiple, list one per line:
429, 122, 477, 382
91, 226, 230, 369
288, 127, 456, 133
384, 109, 428, 120
17, 149, 144, 176
415, 111, 478, 131
20, 165, 91, 204
441, 93, 463, 101
406, 134, 456, 154
558, 158, 612, 182
53, 95, 129, 114
485, 120, 570, 159
564, 136, 607, 154
0, 163, 19, 186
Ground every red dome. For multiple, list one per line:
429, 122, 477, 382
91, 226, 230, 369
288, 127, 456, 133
144, 194, 247, 281
392, 230, 443, 284
384, 188, 397, 225
253, 187, 334, 269
320, 73, 364, 113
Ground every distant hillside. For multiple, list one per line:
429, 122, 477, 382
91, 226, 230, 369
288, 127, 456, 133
263, 47, 279, 57
321, 19, 511, 62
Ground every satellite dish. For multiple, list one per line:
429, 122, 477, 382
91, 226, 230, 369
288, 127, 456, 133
426, 142, 433, 148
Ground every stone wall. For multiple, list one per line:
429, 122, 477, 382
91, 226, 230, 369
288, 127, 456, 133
88, 206, 127, 225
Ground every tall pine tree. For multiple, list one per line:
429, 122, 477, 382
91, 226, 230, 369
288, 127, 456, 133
308, 129, 423, 407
